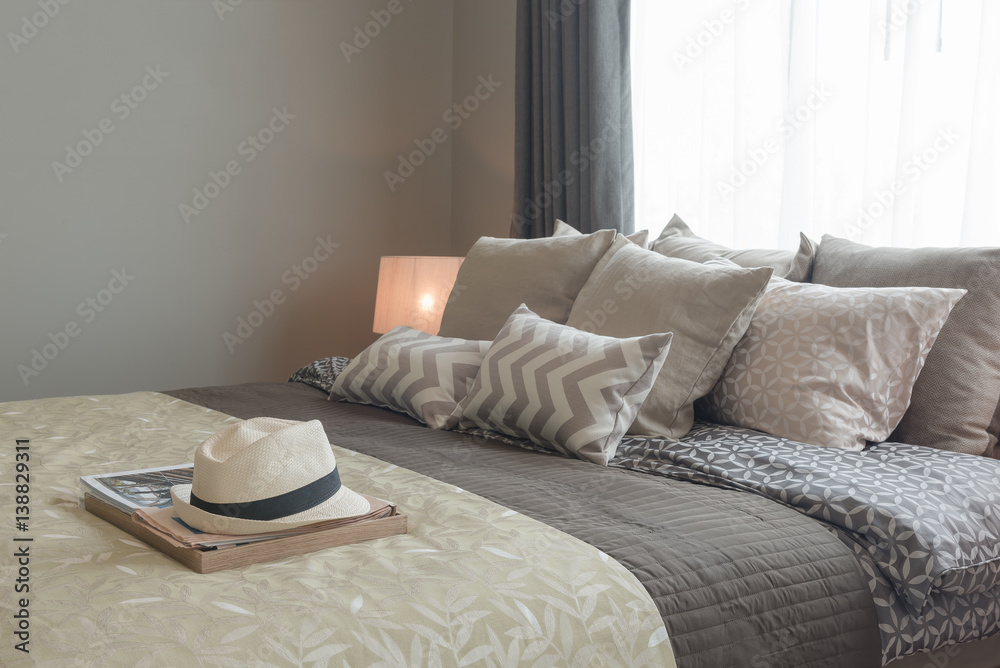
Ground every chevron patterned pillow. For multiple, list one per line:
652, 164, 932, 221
454, 305, 673, 465
331, 326, 490, 429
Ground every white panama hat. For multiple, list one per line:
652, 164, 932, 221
170, 417, 370, 535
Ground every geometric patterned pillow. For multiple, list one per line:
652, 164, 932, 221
331, 327, 489, 429
288, 356, 352, 394
454, 304, 673, 465
697, 274, 966, 450
812, 235, 1000, 456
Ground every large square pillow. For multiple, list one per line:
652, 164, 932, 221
553, 219, 650, 249
454, 304, 673, 466
566, 243, 772, 439
651, 214, 817, 282
812, 235, 1000, 455
438, 230, 618, 341
331, 326, 489, 429
697, 270, 966, 450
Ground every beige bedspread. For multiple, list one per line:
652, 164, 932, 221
0, 391, 676, 667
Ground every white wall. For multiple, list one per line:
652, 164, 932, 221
0, 0, 459, 401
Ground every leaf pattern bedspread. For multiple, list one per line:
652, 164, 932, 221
0, 392, 676, 668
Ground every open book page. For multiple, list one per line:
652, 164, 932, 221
80, 464, 194, 513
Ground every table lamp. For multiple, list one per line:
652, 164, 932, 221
372, 256, 464, 335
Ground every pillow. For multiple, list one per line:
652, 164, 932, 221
812, 235, 1000, 456
454, 304, 673, 466
566, 242, 773, 439
697, 271, 966, 450
438, 230, 618, 341
331, 326, 489, 429
651, 214, 817, 282
553, 219, 650, 249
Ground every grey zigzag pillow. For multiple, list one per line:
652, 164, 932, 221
454, 305, 673, 466
331, 327, 490, 429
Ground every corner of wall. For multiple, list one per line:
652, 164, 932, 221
448, 0, 518, 256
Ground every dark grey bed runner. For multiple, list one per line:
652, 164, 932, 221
166, 382, 881, 668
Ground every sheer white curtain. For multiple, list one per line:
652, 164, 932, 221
631, 0, 1000, 249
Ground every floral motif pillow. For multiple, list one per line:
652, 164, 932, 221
698, 273, 966, 450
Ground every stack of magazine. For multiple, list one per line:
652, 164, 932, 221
81, 464, 395, 550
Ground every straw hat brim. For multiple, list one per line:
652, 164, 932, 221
169, 482, 371, 536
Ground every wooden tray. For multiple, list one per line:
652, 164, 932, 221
84, 494, 408, 574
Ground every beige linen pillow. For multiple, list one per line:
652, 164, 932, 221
812, 235, 1000, 455
438, 230, 618, 341
651, 214, 817, 282
331, 326, 489, 429
697, 271, 966, 450
553, 219, 650, 249
566, 243, 772, 439
455, 305, 673, 465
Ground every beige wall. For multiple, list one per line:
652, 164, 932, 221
0, 0, 516, 403
0, 0, 461, 401
450, 0, 518, 254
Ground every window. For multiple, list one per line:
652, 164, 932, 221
631, 0, 1000, 248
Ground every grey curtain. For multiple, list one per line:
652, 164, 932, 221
511, 0, 634, 239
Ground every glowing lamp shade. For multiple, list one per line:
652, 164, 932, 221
372, 256, 464, 335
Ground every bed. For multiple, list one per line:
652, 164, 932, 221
4, 226, 1000, 667
1, 376, 995, 667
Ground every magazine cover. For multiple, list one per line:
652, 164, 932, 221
80, 464, 193, 513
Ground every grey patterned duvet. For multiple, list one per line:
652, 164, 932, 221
612, 424, 1000, 664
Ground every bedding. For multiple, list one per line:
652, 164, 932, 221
437, 230, 618, 341
612, 424, 1000, 664
552, 219, 650, 249
331, 326, 489, 429
288, 354, 350, 394
812, 234, 1000, 456
7, 371, 998, 666
566, 242, 772, 440
454, 420, 1000, 665
314, 357, 1000, 665
453, 304, 673, 465
697, 270, 966, 450
0, 391, 676, 667
169, 380, 886, 668
651, 214, 818, 282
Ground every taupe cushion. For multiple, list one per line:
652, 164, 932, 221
553, 219, 650, 249
651, 214, 817, 282
331, 327, 489, 429
698, 269, 965, 450
812, 235, 1000, 455
438, 230, 618, 341
455, 304, 673, 465
566, 243, 772, 439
